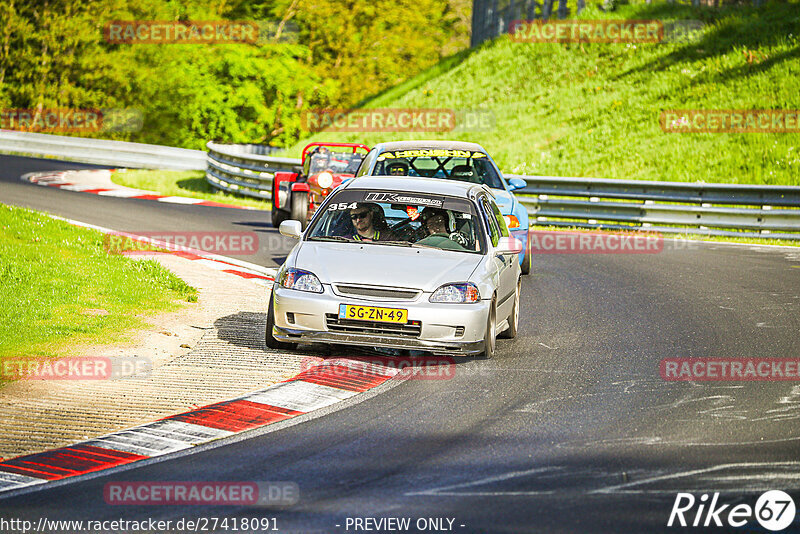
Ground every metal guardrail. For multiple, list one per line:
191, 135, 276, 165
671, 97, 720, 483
6, 133, 792, 240
206, 144, 800, 240
509, 174, 800, 240
205, 142, 301, 200
9, 133, 793, 240
0, 130, 206, 170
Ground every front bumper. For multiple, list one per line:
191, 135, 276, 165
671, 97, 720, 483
271, 285, 490, 356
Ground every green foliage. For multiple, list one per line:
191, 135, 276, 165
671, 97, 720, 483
113, 44, 327, 148
0, 0, 470, 148
288, 0, 458, 107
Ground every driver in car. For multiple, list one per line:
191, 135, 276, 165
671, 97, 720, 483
347, 203, 392, 242
386, 160, 409, 176
308, 146, 331, 174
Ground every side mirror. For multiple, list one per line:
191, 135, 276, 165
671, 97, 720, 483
279, 220, 303, 239
495, 236, 523, 255
508, 177, 527, 191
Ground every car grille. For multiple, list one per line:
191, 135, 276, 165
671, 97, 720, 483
333, 284, 420, 301
325, 314, 422, 337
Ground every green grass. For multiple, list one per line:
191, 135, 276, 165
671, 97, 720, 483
285, 1, 800, 185
111, 169, 271, 210
0, 204, 198, 374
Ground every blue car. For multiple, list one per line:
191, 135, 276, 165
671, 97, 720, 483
349, 140, 531, 274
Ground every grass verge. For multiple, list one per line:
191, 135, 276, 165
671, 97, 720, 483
111, 169, 271, 210
0, 203, 198, 378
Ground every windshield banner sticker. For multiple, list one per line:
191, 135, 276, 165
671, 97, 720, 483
377, 149, 487, 160
364, 192, 444, 208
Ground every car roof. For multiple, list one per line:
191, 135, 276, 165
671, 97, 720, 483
342, 175, 490, 199
373, 140, 488, 153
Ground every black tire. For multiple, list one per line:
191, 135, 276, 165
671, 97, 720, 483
520, 233, 532, 275
271, 207, 289, 228
479, 299, 497, 359
499, 279, 520, 339
291, 192, 309, 230
265, 291, 296, 350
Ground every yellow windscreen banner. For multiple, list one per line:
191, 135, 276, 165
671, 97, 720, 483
378, 149, 487, 160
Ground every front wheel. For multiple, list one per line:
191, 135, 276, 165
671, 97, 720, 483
265, 291, 296, 351
271, 207, 289, 228
499, 280, 520, 339
291, 192, 309, 230
479, 300, 497, 359
520, 233, 532, 275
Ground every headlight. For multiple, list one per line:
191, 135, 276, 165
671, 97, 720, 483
317, 172, 333, 189
429, 283, 480, 303
279, 268, 323, 293
504, 215, 520, 228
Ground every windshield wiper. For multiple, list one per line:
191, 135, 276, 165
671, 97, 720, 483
409, 242, 441, 250
377, 240, 413, 247
308, 236, 351, 242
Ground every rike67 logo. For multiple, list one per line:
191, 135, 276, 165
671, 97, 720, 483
668, 490, 796, 531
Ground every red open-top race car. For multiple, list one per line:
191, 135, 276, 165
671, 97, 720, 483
271, 142, 370, 229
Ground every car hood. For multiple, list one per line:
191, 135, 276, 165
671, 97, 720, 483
295, 242, 482, 292
492, 188, 514, 215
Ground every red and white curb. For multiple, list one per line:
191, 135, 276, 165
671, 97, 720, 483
0, 358, 401, 494
22, 169, 259, 210
50, 215, 277, 286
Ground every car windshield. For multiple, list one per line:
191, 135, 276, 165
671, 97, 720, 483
306, 189, 484, 254
308, 150, 363, 175
371, 149, 504, 189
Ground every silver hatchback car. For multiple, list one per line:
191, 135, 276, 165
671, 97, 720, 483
266, 176, 522, 358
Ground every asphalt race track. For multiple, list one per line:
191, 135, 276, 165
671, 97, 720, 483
2, 155, 800, 533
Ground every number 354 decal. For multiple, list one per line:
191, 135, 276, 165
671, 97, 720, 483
327, 202, 359, 211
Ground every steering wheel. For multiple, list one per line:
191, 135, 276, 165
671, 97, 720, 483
448, 231, 469, 248
390, 218, 424, 241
